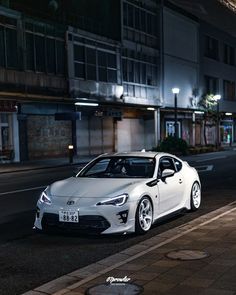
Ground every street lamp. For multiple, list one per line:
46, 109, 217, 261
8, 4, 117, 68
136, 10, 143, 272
213, 94, 221, 148
172, 88, 180, 138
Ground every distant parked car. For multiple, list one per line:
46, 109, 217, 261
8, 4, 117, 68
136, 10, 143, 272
34, 152, 201, 234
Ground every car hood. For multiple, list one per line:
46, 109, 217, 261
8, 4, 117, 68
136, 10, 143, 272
49, 177, 144, 199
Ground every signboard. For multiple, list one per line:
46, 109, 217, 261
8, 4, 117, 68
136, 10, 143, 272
55, 112, 81, 120
0, 101, 17, 112
104, 109, 123, 118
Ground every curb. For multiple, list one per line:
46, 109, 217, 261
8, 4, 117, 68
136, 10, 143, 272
22, 200, 236, 295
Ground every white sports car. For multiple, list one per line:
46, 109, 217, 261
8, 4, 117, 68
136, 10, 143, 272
34, 152, 201, 234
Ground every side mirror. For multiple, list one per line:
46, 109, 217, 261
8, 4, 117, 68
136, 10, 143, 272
161, 169, 175, 180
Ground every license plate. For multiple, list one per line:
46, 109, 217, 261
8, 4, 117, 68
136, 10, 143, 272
59, 210, 79, 223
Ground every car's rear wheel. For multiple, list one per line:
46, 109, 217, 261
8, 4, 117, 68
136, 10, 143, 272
190, 181, 201, 211
135, 196, 153, 234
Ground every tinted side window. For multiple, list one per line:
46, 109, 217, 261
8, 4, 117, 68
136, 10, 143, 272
174, 159, 182, 172
83, 159, 110, 176
158, 157, 176, 176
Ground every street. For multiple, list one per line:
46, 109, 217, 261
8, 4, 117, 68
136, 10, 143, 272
0, 150, 236, 295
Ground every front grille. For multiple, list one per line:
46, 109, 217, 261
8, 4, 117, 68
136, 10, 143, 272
42, 213, 110, 234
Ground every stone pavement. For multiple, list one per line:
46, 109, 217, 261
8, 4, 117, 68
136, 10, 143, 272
23, 201, 236, 295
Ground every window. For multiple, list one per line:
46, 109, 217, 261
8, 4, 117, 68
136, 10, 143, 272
74, 44, 85, 79
46, 37, 55, 73
0, 23, 18, 69
146, 64, 158, 86
127, 60, 134, 82
0, 26, 5, 67
74, 43, 117, 83
122, 59, 127, 82
6, 28, 18, 68
74, 45, 85, 62
141, 63, 146, 84
56, 40, 65, 75
79, 157, 155, 178
123, 3, 128, 26
127, 4, 134, 28
74, 63, 85, 79
123, 2, 157, 46
134, 62, 140, 83
86, 47, 96, 65
158, 157, 176, 177
224, 44, 235, 66
81, 158, 110, 176
205, 36, 219, 60
35, 35, 46, 72
86, 47, 96, 81
205, 75, 219, 94
26, 33, 34, 70
223, 80, 235, 101
173, 159, 182, 172
140, 10, 146, 33
25, 21, 65, 75
98, 50, 107, 82
107, 52, 117, 83
134, 7, 140, 30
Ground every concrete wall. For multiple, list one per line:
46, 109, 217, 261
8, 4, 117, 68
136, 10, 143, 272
163, 8, 199, 109
27, 115, 71, 159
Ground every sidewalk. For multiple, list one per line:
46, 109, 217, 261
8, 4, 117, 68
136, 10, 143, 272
0, 156, 95, 174
23, 201, 236, 295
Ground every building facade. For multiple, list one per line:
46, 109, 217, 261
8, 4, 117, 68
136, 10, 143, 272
0, 5, 71, 161
0, 0, 235, 162
199, 21, 236, 145
160, 4, 200, 145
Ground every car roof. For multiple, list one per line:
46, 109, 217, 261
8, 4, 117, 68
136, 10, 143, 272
97, 151, 179, 159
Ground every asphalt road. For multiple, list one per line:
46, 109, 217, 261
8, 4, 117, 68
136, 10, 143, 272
0, 150, 236, 295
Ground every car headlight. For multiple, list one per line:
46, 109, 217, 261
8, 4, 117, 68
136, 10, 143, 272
39, 189, 52, 205
96, 194, 128, 206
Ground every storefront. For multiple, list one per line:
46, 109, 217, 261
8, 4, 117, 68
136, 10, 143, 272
76, 105, 156, 155
0, 100, 19, 162
220, 120, 234, 145
19, 102, 74, 160
160, 109, 194, 145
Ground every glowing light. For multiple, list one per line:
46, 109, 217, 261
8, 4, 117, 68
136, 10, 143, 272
172, 88, 180, 94
194, 111, 204, 114
75, 102, 99, 106
213, 94, 221, 101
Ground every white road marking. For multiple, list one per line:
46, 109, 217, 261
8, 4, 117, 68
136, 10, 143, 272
196, 155, 226, 162
0, 186, 46, 196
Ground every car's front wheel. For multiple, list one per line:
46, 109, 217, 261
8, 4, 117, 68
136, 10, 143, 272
135, 196, 153, 234
190, 181, 201, 211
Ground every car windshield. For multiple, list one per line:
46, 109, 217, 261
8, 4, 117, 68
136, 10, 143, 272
78, 157, 155, 178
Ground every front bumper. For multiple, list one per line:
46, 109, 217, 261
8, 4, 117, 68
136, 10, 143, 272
34, 201, 136, 234
41, 213, 111, 234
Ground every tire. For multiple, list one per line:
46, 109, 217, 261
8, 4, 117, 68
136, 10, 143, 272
135, 196, 153, 234
190, 181, 201, 211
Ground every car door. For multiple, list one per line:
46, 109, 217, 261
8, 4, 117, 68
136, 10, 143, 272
157, 156, 185, 215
